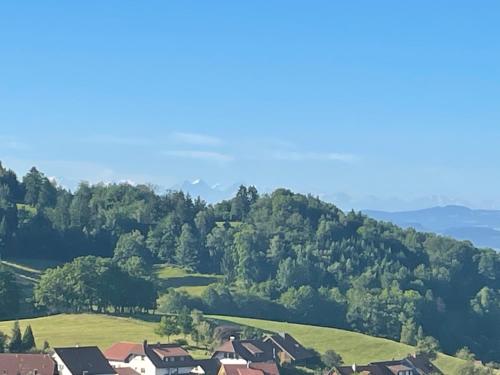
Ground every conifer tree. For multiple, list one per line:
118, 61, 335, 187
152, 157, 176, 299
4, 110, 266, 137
21, 325, 36, 352
175, 224, 199, 269
0, 331, 6, 353
8, 321, 22, 353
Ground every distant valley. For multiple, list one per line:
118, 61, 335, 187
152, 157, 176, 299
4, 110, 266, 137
364, 205, 500, 250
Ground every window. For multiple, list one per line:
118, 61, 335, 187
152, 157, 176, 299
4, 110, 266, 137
141, 368, 145, 373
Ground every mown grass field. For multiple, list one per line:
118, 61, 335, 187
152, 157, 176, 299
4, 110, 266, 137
0, 313, 470, 374
208, 315, 468, 375
154, 264, 222, 296
0, 314, 209, 358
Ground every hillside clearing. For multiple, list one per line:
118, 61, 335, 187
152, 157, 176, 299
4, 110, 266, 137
154, 264, 222, 296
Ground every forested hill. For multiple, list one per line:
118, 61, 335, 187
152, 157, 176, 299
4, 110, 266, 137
0, 162, 500, 363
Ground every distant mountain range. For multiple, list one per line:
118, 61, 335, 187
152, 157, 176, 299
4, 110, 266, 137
171, 179, 241, 203
364, 205, 500, 249
170, 182, 500, 249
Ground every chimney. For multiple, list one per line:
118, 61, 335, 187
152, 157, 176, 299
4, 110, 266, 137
352, 364, 356, 373
143, 340, 148, 348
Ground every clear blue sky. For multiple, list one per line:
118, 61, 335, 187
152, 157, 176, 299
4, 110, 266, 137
1, 1, 499, 210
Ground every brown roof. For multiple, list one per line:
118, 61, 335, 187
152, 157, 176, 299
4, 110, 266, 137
104, 343, 145, 362
152, 345, 190, 359
241, 343, 264, 355
104, 342, 194, 369
104, 342, 193, 368
236, 369, 262, 375
247, 363, 280, 375
221, 363, 279, 375
0, 354, 56, 375
213, 340, 274, 363
114, 368, 140, 375
264, 333, 315, 361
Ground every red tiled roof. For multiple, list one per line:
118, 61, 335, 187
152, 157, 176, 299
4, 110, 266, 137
105, 342, 194, 369
114, 368, 140, 375
248, 363, 280, 375
0, 354, 56, 375
104, 342, 145, 362
221, 363, 279, 375
236, 369, 263, 375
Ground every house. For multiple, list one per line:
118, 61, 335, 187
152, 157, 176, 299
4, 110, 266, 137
189, 359, 221, 375
330, 355, 442, 375
53, 346, 117, 375
104, 341, 198, 375
217, 363, 280, 375
212, 339, 275, 365
263, 333, 316, 365
0, 353, 57, 375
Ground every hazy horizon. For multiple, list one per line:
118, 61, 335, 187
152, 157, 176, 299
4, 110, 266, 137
2, 2, 500, 210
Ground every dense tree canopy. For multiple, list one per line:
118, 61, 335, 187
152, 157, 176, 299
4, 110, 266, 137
0, 266, 19, 319
0, 162, 499, 362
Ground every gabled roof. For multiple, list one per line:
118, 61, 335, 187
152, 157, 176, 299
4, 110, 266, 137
0, 353, 56, 375
54, 347, 116, 375
247, 362, 280, 375
104, 342, 194, 369
220, 363, 279, 375
104, 342, 145, 362
114, 368, 140, 375
332, 355, 442, 375
264, 333, 315, 361
405, 355, 443, 374
213, 340, 275, 363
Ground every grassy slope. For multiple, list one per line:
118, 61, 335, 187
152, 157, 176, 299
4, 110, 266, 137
0, 262, 474, 373
154, 264, 222, 296
208, 315, 467, 375
0, 314, 207, 358
0, 258, 61, 316
0, 313, 468, 374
